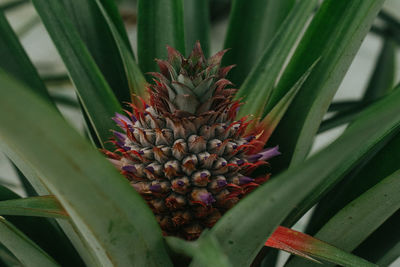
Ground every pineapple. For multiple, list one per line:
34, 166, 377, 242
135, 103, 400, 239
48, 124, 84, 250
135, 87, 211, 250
105, 42, 280, 240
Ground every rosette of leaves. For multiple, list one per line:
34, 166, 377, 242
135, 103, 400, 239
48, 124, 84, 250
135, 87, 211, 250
0, 0, 399, 266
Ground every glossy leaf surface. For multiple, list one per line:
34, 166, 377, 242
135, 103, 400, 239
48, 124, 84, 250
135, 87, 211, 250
0, 195, 68, 219
0, 217, 59, 267
209, 80, 400, 267
137, 0, 185, 74
0, 72, 172, 266
32, 0, 122, 148
267, 0, 385, 170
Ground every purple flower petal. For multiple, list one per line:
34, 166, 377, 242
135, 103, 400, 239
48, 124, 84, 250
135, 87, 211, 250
145, 166, 155, 174
199, 192, 216, 206
239, 176, 254, 185
248, 146, 281, 162
150, 184, 162, 192
113, 131, 127, 142
122, 165, 136, 173
217, 180, 227, 188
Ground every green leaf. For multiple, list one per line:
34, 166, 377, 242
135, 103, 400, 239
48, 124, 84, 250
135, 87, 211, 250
93, 0, 147, 103
137, 0, 185, 74
11, 163, 38, 197
0, 217, 59, 267
318, 105, 363, 134
223, 0, 295, 85
0, 195, 68, 219
166, 232, 232, 267
0, 71, 172, 266
354, 211, 400, 266
266, 0, 385, 170
235, 0, 318, 119
307, 85, 400, 235
208, 78, 400, 267
32, 0, 122, 148
328, 100, 361, 112
0, 243, 21, 267
251, 60, 317, 145
0, 10, 53, 105
0, 183, 84, 266
183, 0, 210, 57
59, 0, 133, 104
287, 170, 400, 266
266, 227, 376, 267
362, 37, 396, 102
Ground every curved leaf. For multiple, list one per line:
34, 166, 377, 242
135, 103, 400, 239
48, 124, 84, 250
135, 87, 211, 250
184, 0, 210, 57
208, 78, 400, 267
266, 227, 376, 267
223, 0, 296, 85
59, 0, 132, 104
93, 0, 147, 103
0, 217, 59, 267
354, 210, 400, 266
32, 0, 122, 148
0, 195, 68, 219
267, 0, 385, 170
362, 37, 396, 102
0, 72, 172, 266
308, 85, 400, 235
137, 0, 185, 74
0, 183, 83, 267
235, 0, 318, 119
0, 10, 53, 105
287, 169, 400, 266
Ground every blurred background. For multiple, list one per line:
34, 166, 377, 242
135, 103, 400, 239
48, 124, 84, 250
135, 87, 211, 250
0, 0, 400, 265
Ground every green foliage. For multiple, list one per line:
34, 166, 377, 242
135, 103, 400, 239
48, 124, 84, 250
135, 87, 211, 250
0, 0, 398, 266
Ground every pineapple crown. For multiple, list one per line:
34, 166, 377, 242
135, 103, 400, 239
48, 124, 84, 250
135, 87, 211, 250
149, 41, 236, 117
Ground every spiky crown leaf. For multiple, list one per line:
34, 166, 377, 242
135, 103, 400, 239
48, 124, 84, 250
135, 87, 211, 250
104, 42, 280, 240
149, 42, 235, 117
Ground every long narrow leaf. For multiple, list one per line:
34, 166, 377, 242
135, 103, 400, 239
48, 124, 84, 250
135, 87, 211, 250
0, 217, 59, 267
307, 85, 400, 235
266, 0, 385, 170
0, 195, 68, 219
59, 0, 132, 104
166, 234, 232, 267
32, 0, 122, 148
235, 0, 317, 120
183, 0, 210, 57
93, 0, 147, 103
363, 37, 396, 102
266, 227, 376, 267
137, 0, 185, 74
354, 211, 400, 266
0, 183, 83, 266
287, 169, 400, 266
0, 72, 172, 266
0, 10, 53, 105
208, 77, 400, 267
223, 0, 296, 85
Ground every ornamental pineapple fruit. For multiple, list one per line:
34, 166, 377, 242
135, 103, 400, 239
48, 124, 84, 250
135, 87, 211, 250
104, 42, 280, 240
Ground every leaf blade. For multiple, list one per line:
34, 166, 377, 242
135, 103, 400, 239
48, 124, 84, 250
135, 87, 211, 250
32, 0, 123, 148
0, 71, 172, 266
137, 0, 185, 74
0, 217, 59, 267
0, 195, 68, 219
223, 0, 296, 85
183, 0, 210, 57
267, 0, 386, 170
267, 227, 376, 267
209, 77, 400, 267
